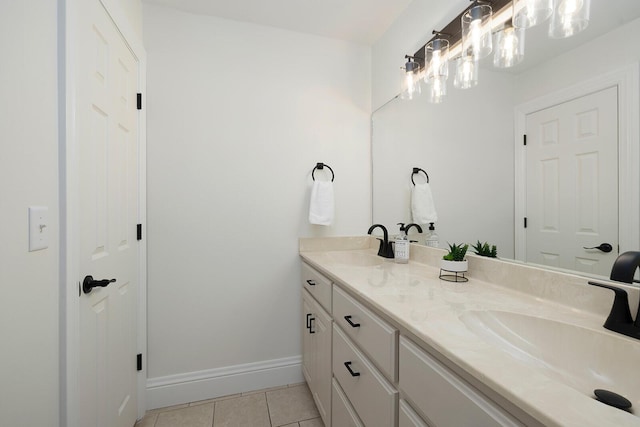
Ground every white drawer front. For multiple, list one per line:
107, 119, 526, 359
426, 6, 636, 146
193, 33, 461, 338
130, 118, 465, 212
332, 378, 364, 427
399, 400, 430, 427
302, 262, 332, 313
399, 337, 522, 427
333, 324, 398, 427
333, 285, 398, 381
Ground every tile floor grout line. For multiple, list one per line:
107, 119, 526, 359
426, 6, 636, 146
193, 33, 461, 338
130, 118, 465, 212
265, 391, 275, 427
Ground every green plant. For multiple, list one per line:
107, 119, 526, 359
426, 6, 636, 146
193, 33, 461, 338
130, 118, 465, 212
472, 240, 497, 258
443, 243, 468, 261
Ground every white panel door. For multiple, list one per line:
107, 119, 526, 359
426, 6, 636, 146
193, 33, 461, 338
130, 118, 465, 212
526, 86, 618, 276
76, 1, 139, 426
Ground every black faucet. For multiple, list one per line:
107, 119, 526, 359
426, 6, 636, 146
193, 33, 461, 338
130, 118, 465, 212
587, 251, 640, 340
404, 223, 423, 242
367, 224, 394, 258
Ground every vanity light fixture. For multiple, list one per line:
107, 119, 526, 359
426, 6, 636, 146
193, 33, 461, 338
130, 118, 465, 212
512, 0, 552, 29
399, 0, 591, 102
494, 19, 525, 68
424, 31, 450, 82
400, 55, 422, 100
453, 53, 479, 89
549, 0, 590, 38
462, 1, 493, 61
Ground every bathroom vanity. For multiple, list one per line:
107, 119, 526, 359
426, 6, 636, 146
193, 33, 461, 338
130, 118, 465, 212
299, 236, 640, 427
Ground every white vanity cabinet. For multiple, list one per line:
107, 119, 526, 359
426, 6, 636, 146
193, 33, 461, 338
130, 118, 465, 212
301, 259, 521, 427
399, 336, 523, 427
301, 264, 333, 427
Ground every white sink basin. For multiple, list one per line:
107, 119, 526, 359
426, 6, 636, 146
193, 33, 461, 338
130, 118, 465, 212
459, 310, 640, 414
325, 251, 384, 267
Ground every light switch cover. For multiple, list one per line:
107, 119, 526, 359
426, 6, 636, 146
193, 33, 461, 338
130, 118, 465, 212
29, 206, 49, 251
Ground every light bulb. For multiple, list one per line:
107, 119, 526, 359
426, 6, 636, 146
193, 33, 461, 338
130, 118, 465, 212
454, 54, 478, 89
494, 24, 525, 68
462, 3, 493, 60
428, 76, 446, 104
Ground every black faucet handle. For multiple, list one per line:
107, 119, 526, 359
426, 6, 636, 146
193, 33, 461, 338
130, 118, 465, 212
587, 281, 633, 327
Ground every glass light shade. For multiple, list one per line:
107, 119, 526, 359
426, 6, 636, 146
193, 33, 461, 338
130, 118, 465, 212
453, 54, 478, 89
400, 61, 422, 100
424, 38, 450, 82
428, 76, 447, 104
513, 0, 552, 29
549, 0, 590, 38
493, 24, 525, 68
462, 3, 493, 60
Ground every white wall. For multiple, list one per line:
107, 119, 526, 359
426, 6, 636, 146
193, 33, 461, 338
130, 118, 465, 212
0, 2, 59, 426
143, 4, 371, 405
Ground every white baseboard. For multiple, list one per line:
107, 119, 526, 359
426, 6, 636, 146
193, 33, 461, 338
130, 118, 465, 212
146, 356, 304, 410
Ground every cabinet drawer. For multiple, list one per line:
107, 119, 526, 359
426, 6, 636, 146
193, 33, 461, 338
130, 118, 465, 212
333, 324, 398, 427
333, 285, 398, 381
399, 337, 522, 427
332, 378, 364, 427
302, 263, 332, 313
399, 400, 430, 427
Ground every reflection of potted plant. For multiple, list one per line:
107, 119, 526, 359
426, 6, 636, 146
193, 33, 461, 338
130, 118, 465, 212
472, 241, 497, 258
441, 243, 469, 272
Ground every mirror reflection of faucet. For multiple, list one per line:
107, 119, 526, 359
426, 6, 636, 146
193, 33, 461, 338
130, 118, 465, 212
588, 251, 640, 340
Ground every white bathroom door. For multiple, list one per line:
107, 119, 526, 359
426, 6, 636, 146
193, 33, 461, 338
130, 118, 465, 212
525, 86, 618, 276
76, 1, 139, 426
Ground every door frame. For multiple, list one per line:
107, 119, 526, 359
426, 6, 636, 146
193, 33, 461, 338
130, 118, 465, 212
60, 0, 147, 425
514, 63, 640, 265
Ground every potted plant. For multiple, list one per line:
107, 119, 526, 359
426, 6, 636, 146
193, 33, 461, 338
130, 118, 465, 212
441, 243, 469, 273
471, 240, 497, 258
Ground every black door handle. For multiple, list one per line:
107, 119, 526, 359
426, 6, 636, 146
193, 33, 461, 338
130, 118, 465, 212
583, 243, 613, 253
83, 275, 116, 294
344, 361, 360, 377
306, 313, 312, 329
309, 317, 316, 334
344, 315, 361, 328
306, 280, 316, 286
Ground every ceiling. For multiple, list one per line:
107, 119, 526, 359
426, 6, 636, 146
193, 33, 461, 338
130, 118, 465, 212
141, 0, 416, 45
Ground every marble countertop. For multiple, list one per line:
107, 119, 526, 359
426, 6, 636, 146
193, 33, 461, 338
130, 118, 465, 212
299, 237, 640, 427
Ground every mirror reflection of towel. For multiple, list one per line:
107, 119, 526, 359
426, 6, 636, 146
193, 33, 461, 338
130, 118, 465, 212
411, 182, 437, 224
309, 181, 334, 226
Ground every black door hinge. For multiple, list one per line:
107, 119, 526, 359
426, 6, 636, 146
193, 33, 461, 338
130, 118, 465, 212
137, 354, 142, 371
523, 134, 527, 146
137, 224, 142, 241
137, 93, 142, 110
524, 217, 528, 228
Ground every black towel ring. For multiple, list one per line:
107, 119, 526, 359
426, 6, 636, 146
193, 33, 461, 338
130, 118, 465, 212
312, 162, 335, 182
411, 167, 429, 185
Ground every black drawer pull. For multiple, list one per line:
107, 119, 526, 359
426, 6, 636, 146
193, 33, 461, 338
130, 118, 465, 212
344, 361, 360, 377
306, 313, 312, 329
344, 315, 360, 328
306, 279, 316, 286
309, 317, 316, 334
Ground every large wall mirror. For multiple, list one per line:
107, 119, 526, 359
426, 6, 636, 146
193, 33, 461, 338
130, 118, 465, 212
372, 1, 640, 280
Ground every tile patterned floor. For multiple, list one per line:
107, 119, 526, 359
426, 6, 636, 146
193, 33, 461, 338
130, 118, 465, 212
135, 383, 324, 427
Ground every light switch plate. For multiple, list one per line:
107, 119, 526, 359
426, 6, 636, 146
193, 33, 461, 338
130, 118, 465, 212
29, 206, 49, 251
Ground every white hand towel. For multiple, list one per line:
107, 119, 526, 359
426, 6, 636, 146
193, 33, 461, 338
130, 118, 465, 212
411, 182, 438, 224
309, 180, 334, 226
